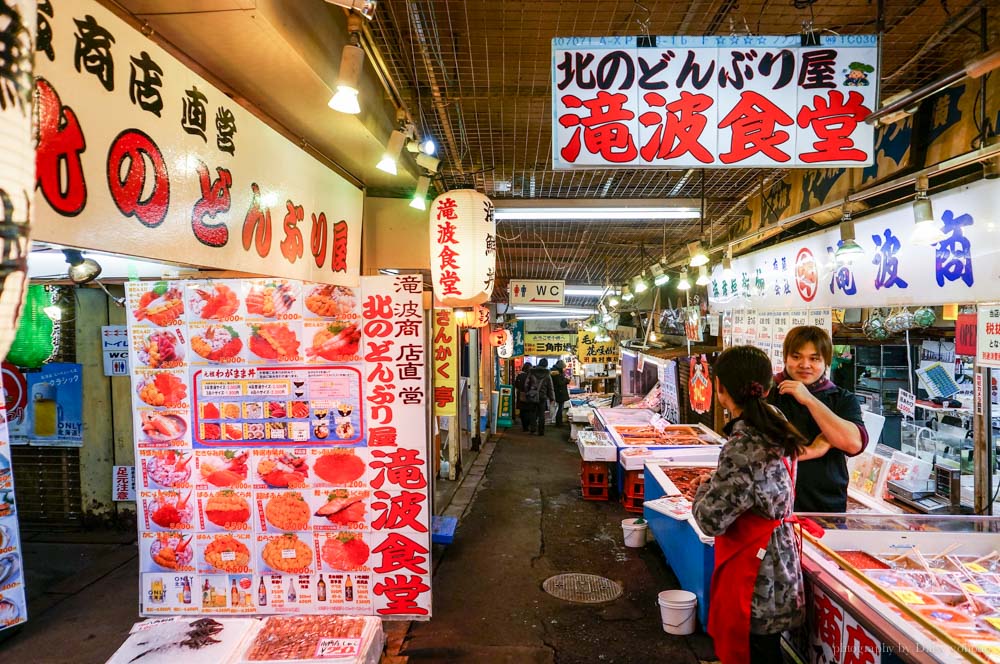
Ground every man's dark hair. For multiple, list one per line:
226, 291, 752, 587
783, 326, 833, 366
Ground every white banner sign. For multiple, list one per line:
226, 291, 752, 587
896, 389, 915, 417
113, 464, 136, 501
711, 180, 1000, 311
508, 280, 565, 306
977, 303, 1000, 368
34, 0, 362, 285
552, 35, 878, 169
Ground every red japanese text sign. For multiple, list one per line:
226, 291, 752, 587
33, 0, 362, 286
429, 190, 496, 307
432, 309, 458, 417
552, 35, 878, 169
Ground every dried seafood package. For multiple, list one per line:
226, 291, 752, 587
239, 614, 382, 662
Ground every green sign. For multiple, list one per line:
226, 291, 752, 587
498, 384, 513, 428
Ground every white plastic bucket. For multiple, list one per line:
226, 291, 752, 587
621, 518, 647, 548
657, 589, 697, 635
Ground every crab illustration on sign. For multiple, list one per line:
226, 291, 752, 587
689, 355, 712, 414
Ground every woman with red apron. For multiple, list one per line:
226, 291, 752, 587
691, 346, 808, 663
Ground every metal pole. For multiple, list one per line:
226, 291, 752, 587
974, 364, 990, 513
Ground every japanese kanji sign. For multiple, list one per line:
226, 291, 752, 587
33, 0, 362, 285
525, 332, 576, 356
576, 332, 618, 364
977, 304, 1000, 368
429, 189, 496, 307
432, 308, 458, 416
552, 35, 878, 169
711, 180, 1000, 311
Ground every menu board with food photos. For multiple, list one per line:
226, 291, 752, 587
0, 409, 25, 631
126, 276, 431, 620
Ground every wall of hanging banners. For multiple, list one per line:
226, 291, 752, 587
710, 180, 1000, 311
723, 308, 832, 372
552, 34, 878, 169
33, 0, 363, 285
125, 276, 430, 619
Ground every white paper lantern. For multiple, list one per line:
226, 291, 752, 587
496, 332, 514, 359
430, 189, 496, 307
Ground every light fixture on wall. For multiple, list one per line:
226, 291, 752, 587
695, 264, 711, 286
328, 13, 365, 114
912, 175, 945, 245
376, 129, 406, 175
410, 175, 430, 210
620, 285, 634, 302
676, 269, 691, 291
834, 210, 865, 266
63, 249, 102, 284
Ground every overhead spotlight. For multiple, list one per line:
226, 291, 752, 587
834, 211, 865, 266
63, 249, 102, 284
632, 272, 649, 294
696, 265, 711, 286
650, 262, 669, 286
621, 285, 634, 302
323, 1, 378, 21
586, 320, 600, 333
415, 152, 440, 174
912, 175, 945, 245
410, 175, 430, 210
687, 241, 709, 267
676, 269, 691, 291
328, 14, 365, 114
376, 130, 406, 175
607, 292, 619, 307
721, 247, 734, 279
649, 330, 657, 342
422, 138, 436, 155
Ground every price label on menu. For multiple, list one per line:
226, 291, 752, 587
282, 549, 296, 559
891, 590, 924, 605
221, 551, 237, 562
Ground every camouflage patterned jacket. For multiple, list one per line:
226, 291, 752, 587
692, 419, 805, 635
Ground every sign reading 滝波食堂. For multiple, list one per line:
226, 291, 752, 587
33, 0, 362, 286
508, 280, 565, 306
552, 35, 878, 169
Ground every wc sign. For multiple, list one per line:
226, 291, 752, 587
102, 326, 130, 376
508, 280, 565, 306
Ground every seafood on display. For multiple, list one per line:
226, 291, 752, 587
137, 372, 188, 408
306, 322, 361, 361
150, 532, 194, 570
319, 532, 369, 571
106, 618, 256, 664
198, 450, 250, 488
304, 285, 356, 319
249, 323, 301, 361
136, 330, 185, 368
190, 325, 243, 362
314, 489, 366, 526
245, 281, 298, 318
147, 490, 194, 530
139, 411, 187, 443
242, 615, 376, 661
144, 450, 193, 488
257, 452, 309, 488
133, 283, 185, 327
189, 284, 240, 320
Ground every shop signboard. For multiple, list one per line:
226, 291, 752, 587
977, 303, 1000, 368
497, 385, 514, 428
103, 326, 130, 376
659, 361, 680, 424
512, 321, 526, 357
896, 389, 915, 418
0, 407, 27, 631
432, 309, 458, 417
576, 332, 618, 364
507, 280, 565, 306
955, 312, 977, 357
113, 465, 137, 502
552, 35, 878, 169
524, 333, 575, 356
125, 276, 430, 619
33, 0, 363, 286
711, 180, 1000, 311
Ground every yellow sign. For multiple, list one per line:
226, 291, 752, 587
576, 332, 618, 364
432, 309, 458, 416
524, 333, 575, 356
890, 590, 924, 605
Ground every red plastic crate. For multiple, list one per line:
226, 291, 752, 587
581, 483, 610, 501
621, 492, 643, 513
581, 460, 610, 488
623, 470, 645, 499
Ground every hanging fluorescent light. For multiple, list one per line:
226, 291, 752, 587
376, 130, 406, 175
515, 314, 588, 320
563, 285, 606, 297
621, 285, 634, 302
512, 305, 596, 315
912, 176, 945, 245
677, 269, 691, 291
410, 175, 430, 210
493, 207, 701, 221
687, 240, 709, 267
834, 211, 865, 265
696, 265, 711, 286
650, 262, 669, 286
632, 272, 649, 294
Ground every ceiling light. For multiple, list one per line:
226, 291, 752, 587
721, 249, 734, 279
606, 293, 619, 307
376, 130, 406, 175
563, 285, 605, 296
687, 241, 709, 267
328, 39, 364, 114
515, 314, 588, 321
422, 138, 436, 155
677, 269, 691, 291
63, 249, 102, 284
621, 285, 634, 302
650, 263, 669, 286
649, 330, 657, 342
512, 305, 596, 315
43, 305, 61, 321
416, 152, 440, 173
696, 265, 711, 286
912, 176, 944, 245
632, 273, 649, 293
834, 213, 865, 265
586, 319, 600, 333
493, 207, 701, 221
410, 175, 430, 210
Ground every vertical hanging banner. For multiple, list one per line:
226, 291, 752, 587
432, 309, 457, 416
660, 360, 680, 424
125, 276, 430, 620
33, 0, 362, 285
552, 35, 878, 169
0, 406, 27, 631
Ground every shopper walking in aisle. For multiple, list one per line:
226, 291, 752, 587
514, 363, 534, 433
526, 359, 555, 436
691, 346, 806, 664
550, 360, 570, 427
768, 326, 868, 512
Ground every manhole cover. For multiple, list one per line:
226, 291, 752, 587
542, 573, 623, 603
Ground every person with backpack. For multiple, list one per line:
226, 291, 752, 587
514, 363, 534, 433
526, 359, 555, 436
690, 346, 807, 664
550, 360, 570, 427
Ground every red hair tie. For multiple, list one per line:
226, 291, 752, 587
748, 381, 766, 398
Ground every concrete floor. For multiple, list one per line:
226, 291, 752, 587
0, 425, 717, 663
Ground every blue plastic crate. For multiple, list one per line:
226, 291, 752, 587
431, 515, 458, 545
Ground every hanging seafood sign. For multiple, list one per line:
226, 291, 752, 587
689, 354, 712, 414
429, 190, 496, 307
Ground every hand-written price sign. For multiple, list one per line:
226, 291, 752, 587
552, 35, 878, 169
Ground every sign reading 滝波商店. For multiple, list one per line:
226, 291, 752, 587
33, 0, 362, 286
552, 35, 878, 169
709, 180, 1000, 311
126, 276, 430, 619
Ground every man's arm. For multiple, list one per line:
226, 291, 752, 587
777, 381, 865, 455
797, 434, 831, 461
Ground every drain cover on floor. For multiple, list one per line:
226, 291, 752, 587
542, 573, 623, 603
